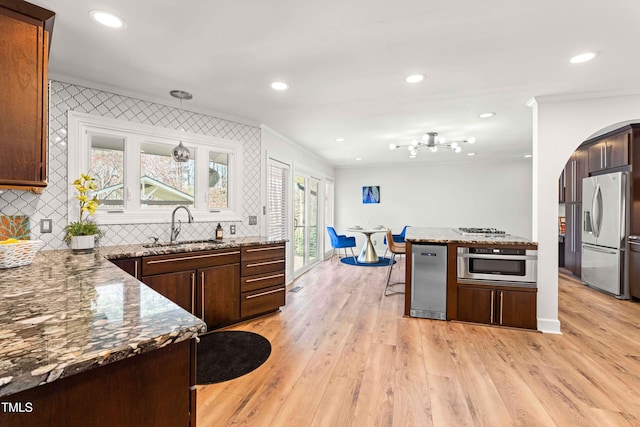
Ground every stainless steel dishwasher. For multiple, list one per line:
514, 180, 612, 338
410, 244, 447, 320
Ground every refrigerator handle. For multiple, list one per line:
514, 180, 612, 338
595, 184, 603, 238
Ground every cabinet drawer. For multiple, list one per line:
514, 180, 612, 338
241, 272, 286, 293
241, 285, 285, 318
142, 249, 240, 276
241, 257, 286, 276
241, 244, 285, 262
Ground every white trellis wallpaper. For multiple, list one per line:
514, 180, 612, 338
0, 81, 262, 250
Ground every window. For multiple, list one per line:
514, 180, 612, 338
68, 111, 243, 224
267, 159, 289, 240
324, 179, 334, 255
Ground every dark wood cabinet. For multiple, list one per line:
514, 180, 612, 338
136, 243, 285, 330
198, 263, 240, 329
0, 340, 194, 427
110, 257, 141, 279
0, 1, 54, 192
564, 202, 582, 276
456, 284, 537, 330
630, 240, 640, 299
143, 270, 195, 314
563, 148, 588, 203
240, 244, 286, 319
587, 131, 630, 173
141, 248, 241, 330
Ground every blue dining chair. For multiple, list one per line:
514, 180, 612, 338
383, 225, 409, 258
327, 226, 357, 262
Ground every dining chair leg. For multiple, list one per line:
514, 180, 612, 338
350, 247, 356, 261
384, 253, 405, 296
385, 253, 395, 288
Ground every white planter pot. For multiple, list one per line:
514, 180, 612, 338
70, 235, 95, 250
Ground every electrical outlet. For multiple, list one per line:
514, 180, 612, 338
373, 239, 377, 245
40, 219, 52, 233
230, 224, 236, 235
249, 216, 257, 225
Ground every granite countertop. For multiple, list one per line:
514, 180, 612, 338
101, 236, 288, 260
405, 227, 537, 245
0, 236, 284, 397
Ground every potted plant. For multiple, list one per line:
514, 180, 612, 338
64, 173, 103, 251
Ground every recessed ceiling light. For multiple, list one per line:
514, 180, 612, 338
524, 154, 533, 158
355, 157, 362, 161
479, 112, 495, 118
271, 81, 289, 91
467, 152, 476, 156
89, 10, 126, 29
405, 74, 425, 83
570, 51, 599, 64
336, 138, 345, 142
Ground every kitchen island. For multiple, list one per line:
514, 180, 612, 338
404, 227, 539, 330
0, 236, 285, 426
0, 248, 206, 426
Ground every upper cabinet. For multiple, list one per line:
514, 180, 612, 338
561, 148, 587, 203
587, 130, 630, 174
0, 0, 54, 193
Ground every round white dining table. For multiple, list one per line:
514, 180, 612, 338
346, 227, 389, 263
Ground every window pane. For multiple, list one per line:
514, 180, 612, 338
208, 152, 229, 209
90, 134, 125, 207
309, 178, 319, 262
140, 141, 195, 208
267, 161, 288, 240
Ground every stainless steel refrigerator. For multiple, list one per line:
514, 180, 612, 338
581, 170, 630, 299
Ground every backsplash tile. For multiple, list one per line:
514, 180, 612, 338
0, 81, 262, 250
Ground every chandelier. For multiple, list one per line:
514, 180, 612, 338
389, 132, 476, 158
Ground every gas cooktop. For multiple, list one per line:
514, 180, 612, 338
456, 227, 507, 235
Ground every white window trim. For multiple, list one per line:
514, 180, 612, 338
68, 111, 244, 225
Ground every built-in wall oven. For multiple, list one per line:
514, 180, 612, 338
457, 247, 537, 284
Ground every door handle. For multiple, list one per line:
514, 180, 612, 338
490, 290, 495, 324
201, 272, 205, 323
191, 273, 195, 313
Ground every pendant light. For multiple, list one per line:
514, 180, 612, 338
169, 90, 193, 162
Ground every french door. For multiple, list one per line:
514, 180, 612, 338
294, 172, 320, 273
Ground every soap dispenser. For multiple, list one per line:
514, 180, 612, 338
215, 223, 223, 240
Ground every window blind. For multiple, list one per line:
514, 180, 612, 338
267, 160, 289, 240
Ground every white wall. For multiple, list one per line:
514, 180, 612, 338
334, 159, 533, 253
533, 93, 640, 334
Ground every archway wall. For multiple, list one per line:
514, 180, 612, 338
533, 93, 640, 333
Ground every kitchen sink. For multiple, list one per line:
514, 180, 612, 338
143, 239, 224, 248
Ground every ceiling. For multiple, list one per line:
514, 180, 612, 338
35, 0, 640, 166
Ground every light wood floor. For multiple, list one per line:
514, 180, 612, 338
197, 260, 640, 426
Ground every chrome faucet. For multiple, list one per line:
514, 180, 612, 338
170, 205, 194, 243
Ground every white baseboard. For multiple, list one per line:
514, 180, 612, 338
537, 318, 562, 334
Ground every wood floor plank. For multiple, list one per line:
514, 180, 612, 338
351, 343, 397, 426
195, 261, 640, 426
310, 376, 361, 427
427, 374, 475, 426
269, 322, 352, 426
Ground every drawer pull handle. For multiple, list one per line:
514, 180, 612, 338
499, 291, 504, 325
246, 245, 285, 253
246, 288, 285, 299
245, 273, 285, 283
246, 259, 285, 268
147, 251, 240, 264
